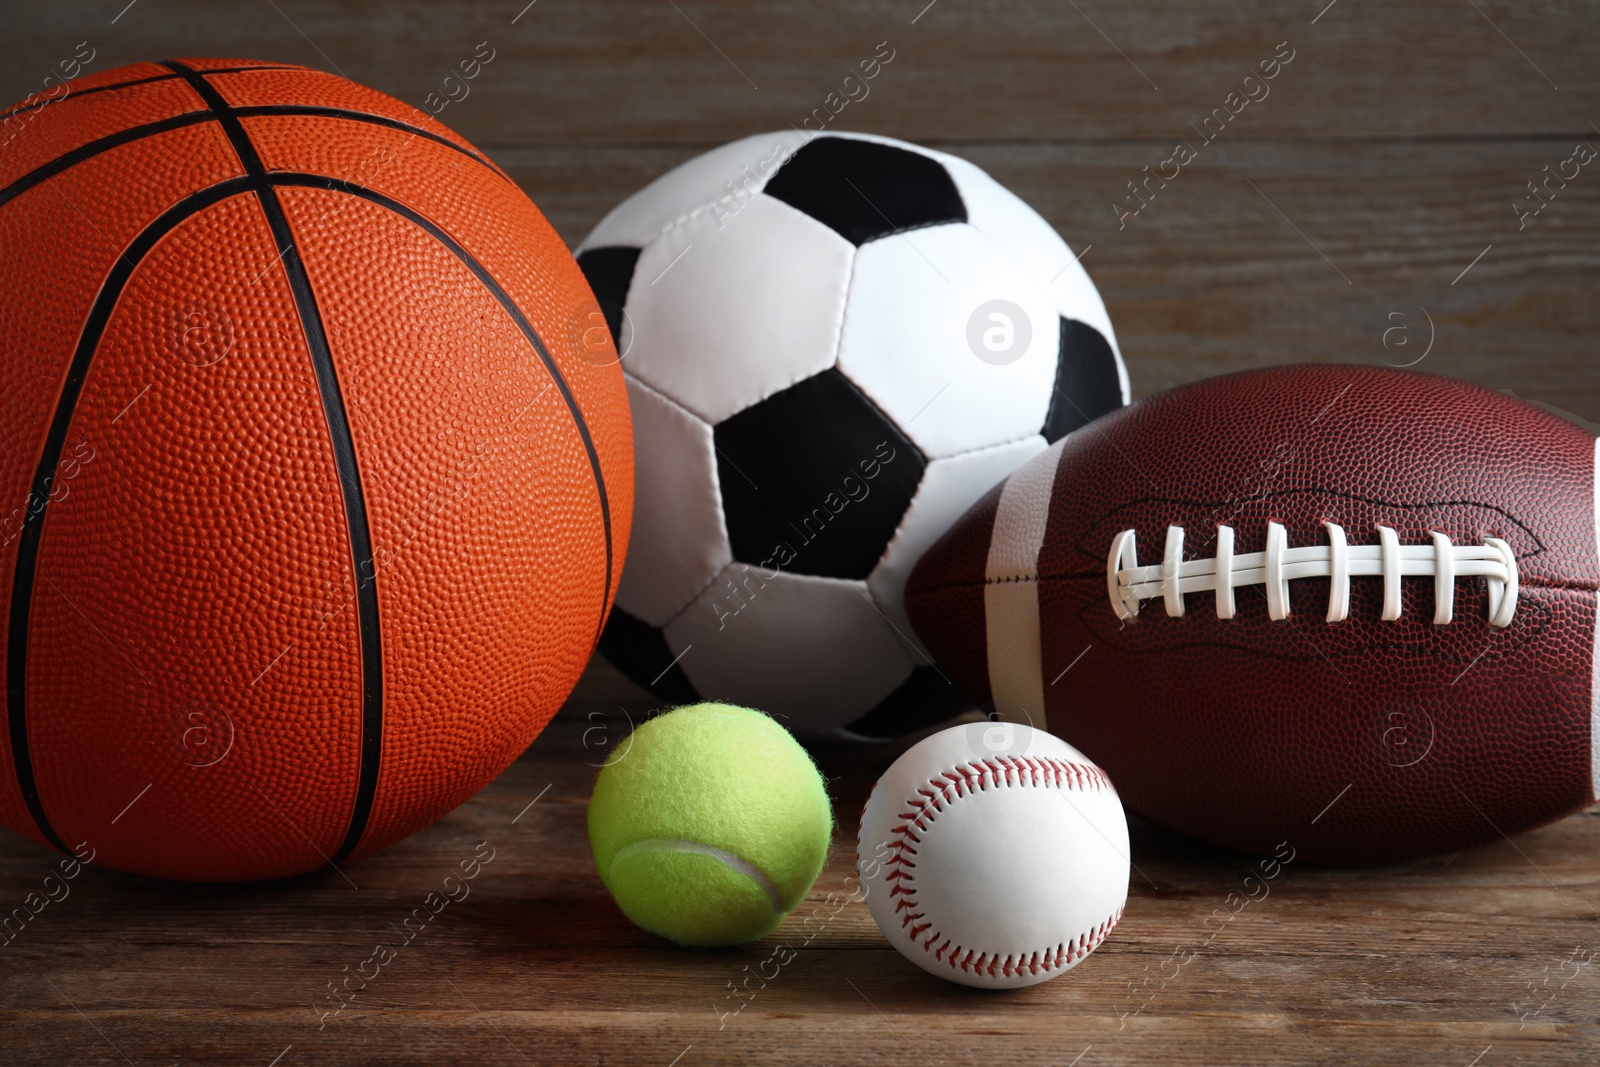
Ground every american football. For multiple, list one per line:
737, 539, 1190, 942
905, 364, 1599, 864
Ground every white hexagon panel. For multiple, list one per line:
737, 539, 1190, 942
868, 435, 1049, 657
663, 567, 917, 734
935, 149, 1127, 395
611, 377, 729, 628
619, 196, 852, 425
579, 131, 804, 251
836, 223, 1060, 461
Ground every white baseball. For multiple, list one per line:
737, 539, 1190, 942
856, 722, 1129, 988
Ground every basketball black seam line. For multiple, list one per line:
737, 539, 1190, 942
0, 65, 304, 123
0, 64, 582, 862
204, 64, 514, 185
1, 72, 177, 122
6, 176, 256, 855
163, 60, 384, 867
227, 106, 507, 178
0, 111, 213, 211
0, 104, 506, 213
267, 172, 618, 646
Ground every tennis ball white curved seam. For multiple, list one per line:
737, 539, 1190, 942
610, 837, 783, 913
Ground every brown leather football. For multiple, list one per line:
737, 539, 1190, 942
905, 365, 1598, 864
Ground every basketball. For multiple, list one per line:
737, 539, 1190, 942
0, 59, 632, 881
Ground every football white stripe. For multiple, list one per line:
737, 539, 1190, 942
987, 438, 1067, 580
984, 439, 1069, 724
1592, 437, 1599, 802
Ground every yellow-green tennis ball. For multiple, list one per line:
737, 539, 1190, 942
587, 702, 833, 948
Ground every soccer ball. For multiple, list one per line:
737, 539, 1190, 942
577, 131, 1127, 739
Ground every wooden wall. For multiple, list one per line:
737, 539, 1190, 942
6, 0, 1595, 416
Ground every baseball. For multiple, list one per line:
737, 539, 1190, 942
856, 722, 1129, 988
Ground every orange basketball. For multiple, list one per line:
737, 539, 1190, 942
0, 59, 632, 880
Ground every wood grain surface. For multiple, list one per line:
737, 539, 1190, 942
2, 0, 1598, 1063
3, 658, 1599, 1066
5, 0, 1597, 418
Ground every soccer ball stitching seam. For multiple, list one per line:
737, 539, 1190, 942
615, 371, 729, 631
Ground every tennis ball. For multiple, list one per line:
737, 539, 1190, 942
587, 702, 833, 948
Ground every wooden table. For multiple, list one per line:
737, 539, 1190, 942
2, 1, 1597, 1063
3, 660, 1598, 1066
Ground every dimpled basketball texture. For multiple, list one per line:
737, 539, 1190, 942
587, 703, 833, 947
0, 60, 632, 880
905, 365, 1600, 865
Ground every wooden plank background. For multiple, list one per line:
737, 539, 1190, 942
1, 0, 1598, 1064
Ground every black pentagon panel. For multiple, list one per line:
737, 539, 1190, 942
1043, 317, 1124, 442
714, 368, 925, 580
575, 246, 641, 347
842, 666, 974, 740
762, 136, 966, 245
596, 606, 700, 705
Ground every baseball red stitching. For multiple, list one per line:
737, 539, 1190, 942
870, 755, 1122, 979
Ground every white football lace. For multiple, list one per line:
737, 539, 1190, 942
1107, 522, 1518, 627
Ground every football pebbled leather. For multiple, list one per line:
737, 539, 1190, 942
905, 365, 1599, 864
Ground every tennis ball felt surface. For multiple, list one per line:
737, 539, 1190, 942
587, 703, 833, 947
